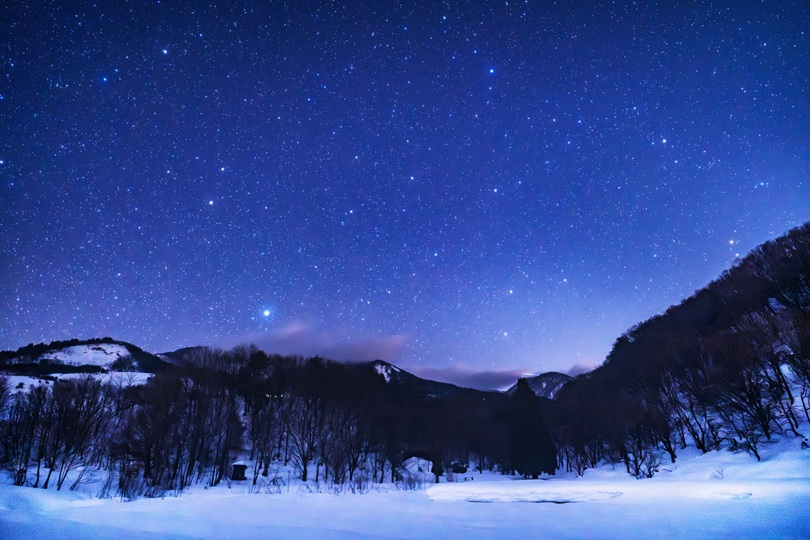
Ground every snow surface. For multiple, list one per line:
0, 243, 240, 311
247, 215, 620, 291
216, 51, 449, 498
3, 371, 150, 391
374, 361, 400, 383
1, 437, 808, 539
1, 343, 151, 391
37, 344, 130, 368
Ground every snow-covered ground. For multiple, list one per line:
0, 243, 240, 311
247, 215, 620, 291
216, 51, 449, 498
5, 371, 151, 391
37, 344, 131, 368
2, 343, 151, 390
1, 436, 807, 539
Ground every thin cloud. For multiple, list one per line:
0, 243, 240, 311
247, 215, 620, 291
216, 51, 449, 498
409, 365, 526, 392
563, 363, 596, 377
227, 322, 409, 362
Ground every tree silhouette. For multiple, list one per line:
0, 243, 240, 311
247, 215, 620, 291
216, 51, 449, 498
508, 378, 557, 478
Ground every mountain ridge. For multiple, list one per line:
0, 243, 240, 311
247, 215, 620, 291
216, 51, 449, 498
0, 340, 564, 398
505, 371, 573, 399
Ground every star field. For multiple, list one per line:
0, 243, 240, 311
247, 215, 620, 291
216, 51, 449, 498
1, 1, 807, 388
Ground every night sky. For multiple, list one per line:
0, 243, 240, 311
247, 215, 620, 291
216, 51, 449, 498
1, 1, 807, 389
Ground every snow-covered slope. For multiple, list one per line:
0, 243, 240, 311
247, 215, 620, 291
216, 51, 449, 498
4, 371, 152, 392
0, 340, 169, 390
373, 360, 402, 383
36, 343, 131, 368
364, 360, 496, 398
1, 339, 169, 373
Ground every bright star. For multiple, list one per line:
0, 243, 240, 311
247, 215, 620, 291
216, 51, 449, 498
263, 309, 271, 317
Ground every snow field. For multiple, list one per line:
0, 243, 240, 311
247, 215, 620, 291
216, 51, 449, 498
37, 344, 131, 368
0, 435, 808, 539
5, 371, 151, 391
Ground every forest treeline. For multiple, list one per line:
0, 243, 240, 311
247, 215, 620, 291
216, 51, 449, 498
550, 222, 810, 476
0, 347, 555, 498
0, 222, 808, 497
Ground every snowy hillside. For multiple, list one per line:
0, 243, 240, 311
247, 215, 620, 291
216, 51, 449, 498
0, 339, 170, 376
0, 339, 170, 391
4, 371, 151, 392
373, 359, 401, 382
36, 343, 131, 368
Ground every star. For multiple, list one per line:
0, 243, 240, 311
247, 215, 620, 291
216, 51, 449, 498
0, 0, 804, 386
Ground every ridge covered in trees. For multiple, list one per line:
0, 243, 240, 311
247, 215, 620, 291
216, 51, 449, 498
550, 222, 810, 475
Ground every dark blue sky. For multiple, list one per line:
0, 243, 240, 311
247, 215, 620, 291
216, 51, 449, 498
1, 1, 807, 389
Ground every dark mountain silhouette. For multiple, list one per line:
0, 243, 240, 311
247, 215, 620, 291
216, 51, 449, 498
356, 359, 499, 398
506, 371, 572, 399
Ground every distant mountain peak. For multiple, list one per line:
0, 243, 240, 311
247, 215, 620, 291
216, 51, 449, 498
355, 360, 497, 398
371, 359, 402, 383
506, 371, 572, 399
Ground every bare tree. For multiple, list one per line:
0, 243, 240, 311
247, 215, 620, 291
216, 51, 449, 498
4, 387, 43, 485
287, 395, 323, 482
